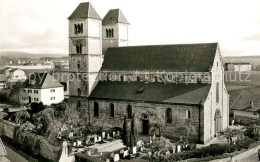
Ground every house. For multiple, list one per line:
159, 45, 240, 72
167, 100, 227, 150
0, 67, 12, 78
229, 87, 260, 123
225, 63, 251, 72
7, 68, 27, 83
67, 2, 229, 144
23, 73, 64, 105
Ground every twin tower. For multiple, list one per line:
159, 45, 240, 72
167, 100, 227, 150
68, 2, 129, 97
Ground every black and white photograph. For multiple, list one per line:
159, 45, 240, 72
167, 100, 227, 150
1, 0, 260, 161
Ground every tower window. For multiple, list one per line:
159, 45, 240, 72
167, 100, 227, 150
77, 100, 81, 109
127, 105, 132, 119
106, 28, 114, 38
74, 23, 83, 33
106, 29, 109, 38
76, 44, 82, 54
110, 103, 115, 117
166, 108, 172, 123
78, 88, 81, 96
77, 60, 80, 69
94, 102, 99, 117
74, 24, 77, 34
80, 23, 83, 33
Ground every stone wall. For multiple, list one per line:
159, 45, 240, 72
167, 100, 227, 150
89, 99, 201, 142
0, 119, 61, 161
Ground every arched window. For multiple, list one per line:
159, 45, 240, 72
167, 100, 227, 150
78, 88, 81, 96
76, 44, 79, 53
94, 102, 99, 117
111, 29, 114, 37
77, 60, 80, 69
80, 23, 83, 33
79, 44, 82, 53
127, 105, 132, 119
74, 24, 77, 34
77, 100, 81, 109
77, 24, 80, 33
110, 103, 115, 117
216, 82, 219, 103
186, 110, 191, 119
166, 108, 172, 123
106, 29, 109, 38
109, 29, 112, 37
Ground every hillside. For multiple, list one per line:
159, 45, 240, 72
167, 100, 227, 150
0, 51, 67, 59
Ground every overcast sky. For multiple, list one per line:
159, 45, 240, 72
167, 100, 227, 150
0, 0, 260, 56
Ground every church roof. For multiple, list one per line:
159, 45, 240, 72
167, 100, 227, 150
103, 9, 129, 25
89, 81, 210, 105
24, 73, 63, 89
68, 2, 102, 20
101, 43, 218, 72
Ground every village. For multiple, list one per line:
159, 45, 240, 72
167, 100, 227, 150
1, 1, 260, 162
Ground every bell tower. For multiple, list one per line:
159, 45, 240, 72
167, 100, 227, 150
102, 9, 130, 55
68, 2, 102, 97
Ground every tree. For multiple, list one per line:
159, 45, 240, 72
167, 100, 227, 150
130, 114, 138, 147
10, 110, 31, 125
31, 102, 45, 114
8, 82, 28, 106
122, 116, 130, 147
33, 108, 54, 135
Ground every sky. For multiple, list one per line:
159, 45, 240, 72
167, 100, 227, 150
0, 0, 260, 56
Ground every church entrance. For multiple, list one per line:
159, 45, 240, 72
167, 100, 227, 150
214, 109, 222, 137
142, 120, 149, 135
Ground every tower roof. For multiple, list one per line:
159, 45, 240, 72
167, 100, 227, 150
103, 9, 129, 25
68, 2, 102, 20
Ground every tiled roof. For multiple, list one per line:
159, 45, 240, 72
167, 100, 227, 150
103, 9, 129, 25
23, 73, 63, 89
9, 68, 19, 73
229, 86, 260, 110
68, 2, 102, 20
0, 67, 11, 74
0, 138, 7, 156
101, 43, 218, 72
163, 85, 211, 104
90, 81, 209, 105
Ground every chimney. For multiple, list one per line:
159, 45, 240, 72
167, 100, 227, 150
250, 101, 254, 108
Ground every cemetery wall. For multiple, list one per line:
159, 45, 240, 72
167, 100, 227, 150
0, 119, 62, 161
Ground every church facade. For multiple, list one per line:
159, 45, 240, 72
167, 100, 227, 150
68, 2, 229, 144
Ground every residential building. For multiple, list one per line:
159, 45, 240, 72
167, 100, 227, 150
7, 68, 27, 83
225, 63, 252, 71
23, 73, 64, 105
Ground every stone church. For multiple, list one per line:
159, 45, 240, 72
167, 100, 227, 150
68, 2, 229, 144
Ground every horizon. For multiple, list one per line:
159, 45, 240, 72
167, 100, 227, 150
1, 0, 260, 56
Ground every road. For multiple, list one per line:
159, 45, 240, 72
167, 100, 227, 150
5, 145, 28, 162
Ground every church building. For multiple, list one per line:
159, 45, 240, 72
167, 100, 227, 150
68, 2, 229, 144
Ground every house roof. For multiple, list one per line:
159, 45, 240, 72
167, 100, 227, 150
0, 138, 7, 156
68, 2, 102, 20
101, 43, 218, 72
9, 68, 20, 73
24, 73, 63, 89
103, 9, 129, 25
90, 81, 209, 105
0, 67, 11, 74
229, 86, 260, 111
